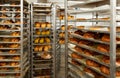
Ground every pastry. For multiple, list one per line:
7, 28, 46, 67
38, 46, 43, 52
101, 34, 120, 42
10, 62, 19, 66
11, 38, 20, 42
46, 22, 51, 28
84, 67, 96, 76
3, 38, 10, 42
61, 25, 65, 30
11, 32, 20, 36
9, 44, 19, 48
4, 20, 11, 24
83, 32, 95, 39
41, 23, 46, 28
74, 30, 84, 36
86, 60, 99, 67
59, 15, 64, 20
44, 46, 49, 52
16, 9, 20, 12
97, 44, 109, 53
14, 67, 20, 71
67, 25, 72, 30
45, 30, 50, 35
34, 46, 39, 52
15, 20, 21, 24
100, 66, 109, 75
69, 38, 79, 43
0, 45, 3, 48
9, 50, 16, 54
59, 32, 65, 38
35, 22, 40, 28
41, 30, 46, 35
71, 52, 83, 59
84, 49, 94, 56
0, 56, 5, 60
13, 56, 20, 60
41, 52, 51, 59
74, 46, 83, 53
102, 56, 120, 66
45, 38, 51, 43
71, 59, 80, 66
35, 29, 41, 35
0, 62, 6, 66
79, 40, 91, 45
59, 39, 65, 44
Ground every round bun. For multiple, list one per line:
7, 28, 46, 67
97, 44, 109, 53
61, 25, 65, 30
35, 22, 40, 28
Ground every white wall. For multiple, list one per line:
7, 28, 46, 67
26, 0, 37, 3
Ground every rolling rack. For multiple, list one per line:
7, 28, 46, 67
31, 3, 57, 78
65, 0, 120, 78
55, 5, 64, 74
0, 0, 30, 78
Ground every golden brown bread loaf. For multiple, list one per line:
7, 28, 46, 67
71, 52, 83, 59
83, 32, 95, 39
97, 44, 109, 53
74, 46, 83, 53
86, 59, 99, 67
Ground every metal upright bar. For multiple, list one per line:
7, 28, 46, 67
20, 0, 24, 77
52, 4, 56, 78
110, 0, 116, 78
65, 0, 68, 78
30, 3, 34, 78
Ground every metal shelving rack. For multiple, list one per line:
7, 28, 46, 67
65, 0, 120, 78
31, 3, 57, 78
0, 0, 30, 78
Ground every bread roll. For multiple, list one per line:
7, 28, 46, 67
74, 46, 83, 53
97, 44, 109, 53
35, 22, 40, 28
86, 60, 99, 67
83, 32, 95, 39
71, 53, 83, 59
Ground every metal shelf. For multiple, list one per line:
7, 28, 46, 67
70, 33, 110, 45
69, 41, 109, 56
69, 48, 109, 67
68, 55, 109, 78
31, 3, 56, 78
73, 26, 120, 33
0, 0, 30, 78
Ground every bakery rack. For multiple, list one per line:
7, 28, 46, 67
31, 3, 57, 78
0, 0, 30, 78
65, 0, 120, 78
